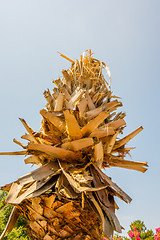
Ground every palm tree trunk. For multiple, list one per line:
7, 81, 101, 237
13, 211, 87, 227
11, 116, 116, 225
20, 194, 102, 240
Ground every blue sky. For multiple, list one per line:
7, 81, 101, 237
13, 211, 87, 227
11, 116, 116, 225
0, 0, 159, 235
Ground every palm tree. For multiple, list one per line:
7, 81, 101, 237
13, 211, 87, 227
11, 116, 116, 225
0, 50, 148, 240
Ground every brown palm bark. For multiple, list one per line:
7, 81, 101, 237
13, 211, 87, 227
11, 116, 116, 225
20, 195, 102, 240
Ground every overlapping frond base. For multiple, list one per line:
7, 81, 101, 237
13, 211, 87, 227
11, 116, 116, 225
19, 194, 102, 240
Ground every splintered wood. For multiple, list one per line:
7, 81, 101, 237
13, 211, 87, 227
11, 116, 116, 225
0, 50, 147, 240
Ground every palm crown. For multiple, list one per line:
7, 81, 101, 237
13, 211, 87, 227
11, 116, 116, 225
0, 50, 148, 240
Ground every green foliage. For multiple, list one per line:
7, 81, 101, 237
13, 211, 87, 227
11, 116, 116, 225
3, 227, 29, 240
140, 230, 155, 240
112, 233, 129, 240
113, 220, 155, 240
0, 191, 30, 240
130, 220, 147, 232
129, 220, 154, 240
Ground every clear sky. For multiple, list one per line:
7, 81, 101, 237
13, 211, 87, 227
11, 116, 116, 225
0, 0, 159, 236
